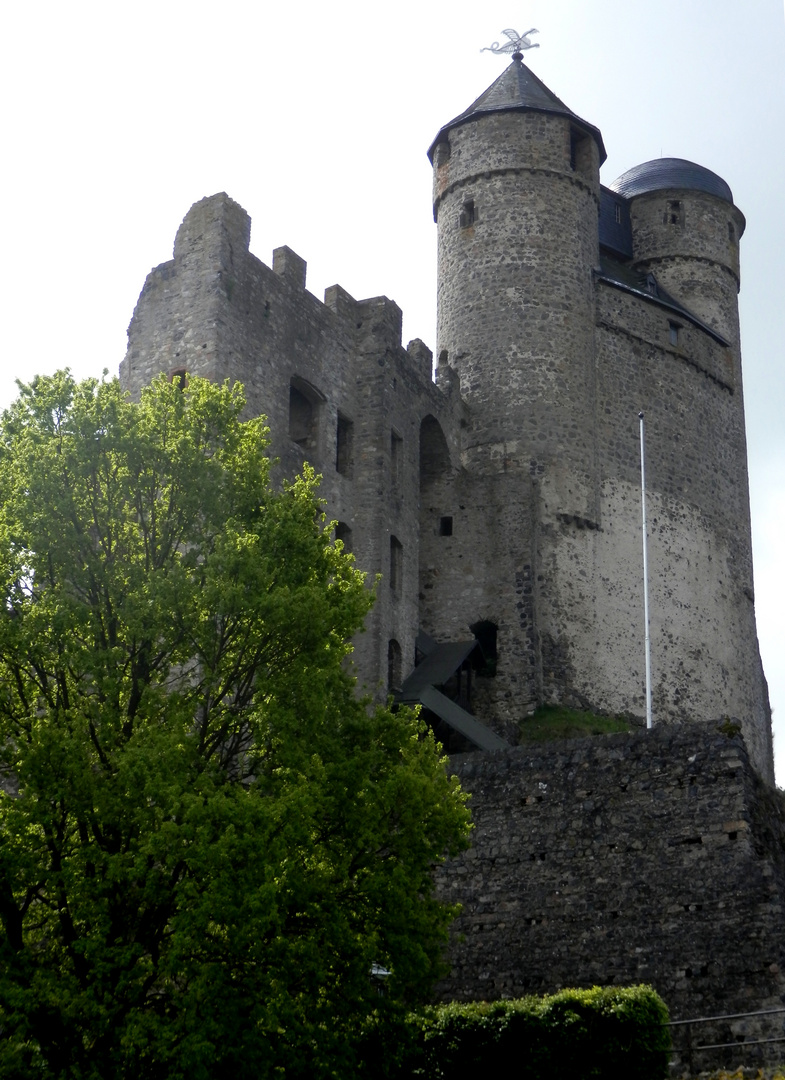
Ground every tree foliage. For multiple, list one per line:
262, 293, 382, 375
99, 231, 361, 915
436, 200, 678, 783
0, 372, 470, 1079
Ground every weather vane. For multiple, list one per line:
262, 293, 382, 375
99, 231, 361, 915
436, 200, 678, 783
481, 28, 539, 57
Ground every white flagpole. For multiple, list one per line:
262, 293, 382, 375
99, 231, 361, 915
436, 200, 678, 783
639, 411, 653, 730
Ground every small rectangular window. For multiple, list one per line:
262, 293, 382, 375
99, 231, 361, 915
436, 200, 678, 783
614, 203, 622, 225
669, 321, 680, 346
666, 200, 682, 226
439, 516, 453, 537
336, 414, 353, 477
459, 199, 476, 228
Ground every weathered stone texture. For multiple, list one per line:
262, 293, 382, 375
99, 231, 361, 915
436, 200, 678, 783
436, 724, 785, 1058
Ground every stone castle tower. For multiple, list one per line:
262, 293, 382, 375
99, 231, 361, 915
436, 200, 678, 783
121, 52, 773, 783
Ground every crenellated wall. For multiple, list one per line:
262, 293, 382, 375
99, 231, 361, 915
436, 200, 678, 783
121, 193, 465, 699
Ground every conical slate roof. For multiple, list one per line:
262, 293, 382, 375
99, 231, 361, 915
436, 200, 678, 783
428, 55, 606, 163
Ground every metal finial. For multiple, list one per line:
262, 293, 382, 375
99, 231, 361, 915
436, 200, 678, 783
481, 28, 540, 57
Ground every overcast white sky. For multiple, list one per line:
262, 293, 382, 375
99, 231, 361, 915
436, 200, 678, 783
2, 1, 784, 778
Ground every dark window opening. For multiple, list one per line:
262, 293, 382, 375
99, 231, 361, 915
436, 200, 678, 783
391, 430, 402, 488
614, 202, 622, 225
666, 200, 682, 226
390, 536, 402, 592
459, 199, 476, 228
419, 415, 451, 480
669, 321, 681, 346
387, 639, 402, 692
289, 387, 314, 448
728, 221, 735, 241
569, 129, 591, 175
170, 368, 188, 390
439, 515, 453, 536
336, 414, 354, 477
334, 521, 352, 553
470, 620, 498, 677
288, 377, 324, 452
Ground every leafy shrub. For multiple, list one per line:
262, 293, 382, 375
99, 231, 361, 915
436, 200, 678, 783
385, 985, 670, 1080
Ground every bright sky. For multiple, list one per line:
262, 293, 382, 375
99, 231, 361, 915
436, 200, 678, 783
2, 1, 784, 778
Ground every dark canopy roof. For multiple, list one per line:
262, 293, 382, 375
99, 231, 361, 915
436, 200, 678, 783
428, 56, 606, 163
609, 158, 733, 204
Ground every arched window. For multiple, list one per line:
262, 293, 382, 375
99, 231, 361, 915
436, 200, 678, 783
334, 521, 353, 553
419, 415, 451, 480
288, 377, 324, 452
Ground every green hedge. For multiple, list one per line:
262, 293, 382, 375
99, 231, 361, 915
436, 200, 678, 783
361, 985, 670, 1080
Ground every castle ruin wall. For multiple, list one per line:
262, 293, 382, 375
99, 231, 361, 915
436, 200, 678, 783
436, 724, 785, 1061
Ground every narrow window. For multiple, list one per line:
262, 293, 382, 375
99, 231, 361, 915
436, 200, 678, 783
614, 202, 622, 225
666, 200, 682, 226
669, 321, 680, 346
390, 536, 402, 592
459, 199, 476, 228
391, 430, 402, 488
439, 516, 453, 537
387, 639, 402, 692
569, 128, 592, 176
336, 414, 353, 477
170, 368, 188, 390
728, 221, 735, 241
471, 620, 498, 677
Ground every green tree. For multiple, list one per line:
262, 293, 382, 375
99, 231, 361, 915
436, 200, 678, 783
0, 372, 470, 1079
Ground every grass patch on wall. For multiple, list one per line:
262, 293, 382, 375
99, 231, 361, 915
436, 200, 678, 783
518, 704, 633, 744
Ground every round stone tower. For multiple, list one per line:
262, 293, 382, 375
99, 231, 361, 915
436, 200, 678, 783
424, 59, 773, 780
610, 158, 746, 348
429, 52, 604, 494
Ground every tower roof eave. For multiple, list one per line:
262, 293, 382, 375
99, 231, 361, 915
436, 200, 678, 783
428, 56, 606, 164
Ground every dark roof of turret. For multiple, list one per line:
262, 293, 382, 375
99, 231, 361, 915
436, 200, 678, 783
609, 158, 733, 203
428, 55, 606, 163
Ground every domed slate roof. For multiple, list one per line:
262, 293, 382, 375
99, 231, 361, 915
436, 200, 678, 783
609, 158, 733, 204
428, 56, 606, 163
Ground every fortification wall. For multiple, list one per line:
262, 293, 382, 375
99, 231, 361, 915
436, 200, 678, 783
436, 724, 785, 1049
121, 194, 463, 700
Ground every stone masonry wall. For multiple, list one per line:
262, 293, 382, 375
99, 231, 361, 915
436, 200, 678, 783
436, 723, 785, 1061
120, 193, 464, 698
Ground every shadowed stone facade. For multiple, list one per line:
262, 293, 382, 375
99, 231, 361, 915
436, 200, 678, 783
121, 53, 772, 782
436, 723, 785, 1069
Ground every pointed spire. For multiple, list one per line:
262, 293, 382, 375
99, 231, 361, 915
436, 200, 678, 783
429, 55, 606, 163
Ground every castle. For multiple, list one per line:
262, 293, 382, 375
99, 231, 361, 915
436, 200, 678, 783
122, 53, 785, 1054
121, 49, 773, 784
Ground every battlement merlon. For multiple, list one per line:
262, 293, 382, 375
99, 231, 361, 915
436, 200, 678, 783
173, 192, 251, 270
